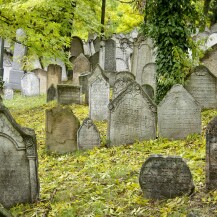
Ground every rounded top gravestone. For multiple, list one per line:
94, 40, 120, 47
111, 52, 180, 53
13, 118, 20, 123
139, 155, 195, 199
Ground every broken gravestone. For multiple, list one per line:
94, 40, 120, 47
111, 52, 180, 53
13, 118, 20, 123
139, 155, 195, 199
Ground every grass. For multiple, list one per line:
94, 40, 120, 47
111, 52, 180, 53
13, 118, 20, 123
3, 93, 217, 217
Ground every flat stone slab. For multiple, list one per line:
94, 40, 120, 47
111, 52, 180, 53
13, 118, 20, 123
139, 155, 195, 199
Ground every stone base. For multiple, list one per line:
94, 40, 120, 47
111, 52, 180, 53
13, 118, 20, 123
8, 69, 24, 90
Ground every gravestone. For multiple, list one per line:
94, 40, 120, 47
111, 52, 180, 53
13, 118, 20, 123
93, 37, 100, 53
89, 65, 110, 121
73, 53, 91, 85
57, 84, 81, 105
46, 106, 80, 154
79, 72, 91, 104
8, 29, 27, 89
142, 84, 154, 100
139, 155, 194, 199
77, 118, 100, 150
89, 52, 99, 70
141, 62, 157, 93
0, 102, 39, 208
70, 36, 84, 59
112, 72, 135, 99
4, 88, 13, 100
47, 84, 56, 102
108, 81, 157, 146
206, 33, 217, 49
206, 116, 217, 190
185, 66, 217, 108
104, 39, 116, 71
34, 69, 47, 94
21, 72, 40, 96
3, 54, 12, 86
132, 36, 156, 84
211, 23, 217, 33
158, 84, 201, 139
202, 44, 217, 77
47, 64, 62, 90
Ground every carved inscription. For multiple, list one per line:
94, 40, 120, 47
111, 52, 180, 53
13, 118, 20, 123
139, 155, 194, 199
89, 77, 109, 121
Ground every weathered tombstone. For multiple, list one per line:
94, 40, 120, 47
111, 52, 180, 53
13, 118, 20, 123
132, 36, 156, 84
8, 29, 26, 89
206, 116, 217, 190
141, 62, 157, 93
34, 69, 47, 94
104, 39, 116, 71
57, 84, 81, 105
206, 33, 217, 49
47, 84, 56, 102
112, 71, 135, 99
73, 53, 91, 85
89, 65, 110, 121
202, 44, 217, 77
108, 81, 157, 146
46, 106, 80, 154
3, 54, 12, 86
21, 72, 40, 96
77, 118, 100, 150
0, 102, 39, 208
139, 155, 195, 199
141, 84, 155, 100
211, 23, 217, 33
93, 37, 100, 53
4, 88, 13, 100
158, 84, 201, 139
79, 72, 91, 104
70, 36, 84, 59
47, 64, 62, 90
89, 52, 99, 70
185, 65, 217, 108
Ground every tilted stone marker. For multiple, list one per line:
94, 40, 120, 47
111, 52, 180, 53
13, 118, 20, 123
77, 118, 100, 150
47, 84, 57, 102
47, 64, 62, 89
185, 65, 217, 108
89, 65, 110, 121
206, 116, 217, 190
108, 81, 157, 146
79, 72, 91, 105
46, 106, 80, 154
158, 84, 201, 139
70, 36, 84, 59
57, 84, 81, 105
89, 52, 99, 70
104, 39, 116, 71
142, 84, 154, 100
72, 53, 91, 85
4, 88, 14, 100
0, 102, 39, 208
34, 69, 47, 94
21, 72, 40, 96
139, 155, 195, 199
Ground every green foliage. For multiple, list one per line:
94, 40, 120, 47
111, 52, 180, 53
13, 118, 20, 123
143, 0, 201, 103
2, 94, 217, 217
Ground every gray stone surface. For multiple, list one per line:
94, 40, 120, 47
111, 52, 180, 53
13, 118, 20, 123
104, 39, 116, 71
211, 23, 217, 33
139, 155, 194, 199
89, 65, 110, 121
4, 89, 13, 100
21, 72, 40, 96
70, 36, 84, 58
89, 52, 99, 70
93, 37, 100, 53
142, 84, 154, 100
108, 81, 157, 146
47, 64, 62, 89
34, 69, 47, 94
57, 84, 81, 105
0, 102, 39, 208
79, 72, 91, 105
47, 84, 56, 102
141, 62, 157, 93
158, 84, 201, 139
72, 53, 91, 85
185, 66, 217, 108
46, 106, 80, 154
77, 118, 100, 150
206, 116, 217, 190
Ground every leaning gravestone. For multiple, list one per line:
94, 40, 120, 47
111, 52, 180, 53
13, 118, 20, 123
70, 36, 84, 59
79, 72, 91, 105
4, 88, 14, 100
104, 39, 116, 71
57, 84, 81, 105
0, 102, 39, 208
89, 65, 110, 121
139, 155, 195, 199
47, 84, 57, 102
206, 116, 217, 190
21, 72, 40, 96
46, 106, 80, 154
47, 64, 62, 89
34, 69, 47, 94
72, 53, 91, 85
77, 118, 100, 150
8, 29, 27, 89
185, 65, 217, 108
142, 84, 155, 100
158, 84, 201, 139
108, 81, 157, 146
89, 51, 99, 70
